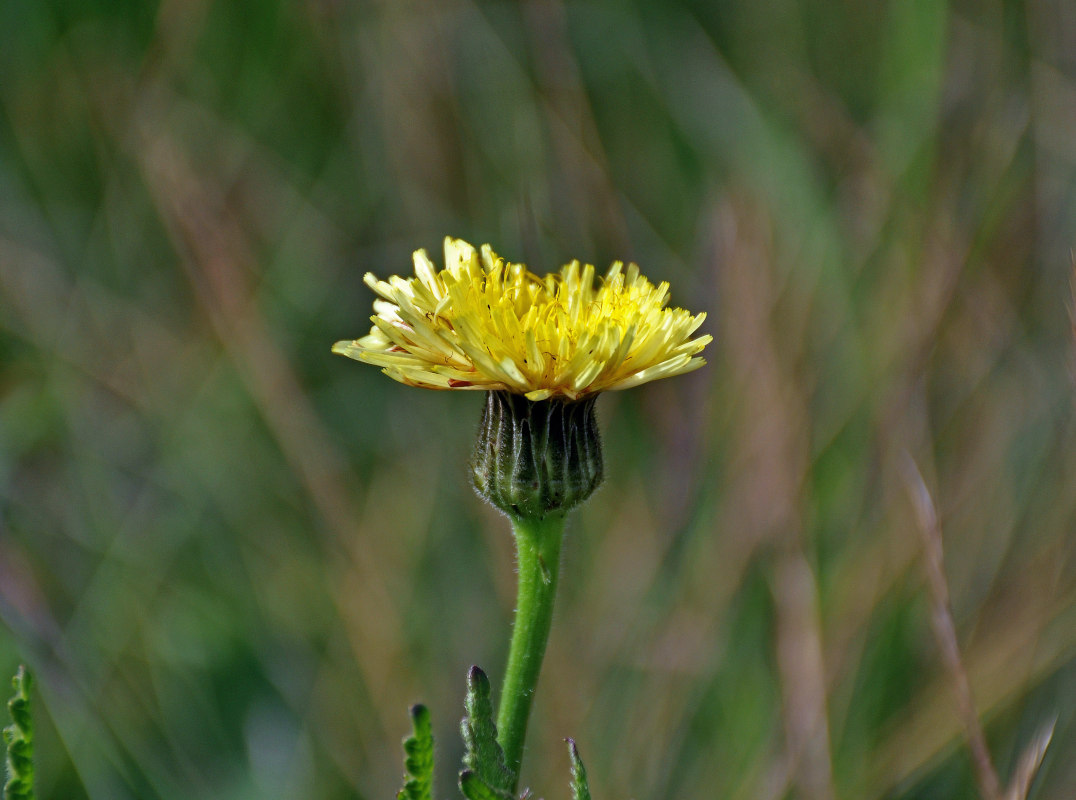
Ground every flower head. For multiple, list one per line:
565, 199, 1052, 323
333, 237, 711, 401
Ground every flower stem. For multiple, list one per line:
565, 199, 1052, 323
497, 512, 566, 790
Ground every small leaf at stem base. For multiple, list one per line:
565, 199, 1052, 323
4, 666, 35, 800
461, 666, 513, 794
459, 770, 515, 800
397, 704, 434, 800
566, 738, 592, 800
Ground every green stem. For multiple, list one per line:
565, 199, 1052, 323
497, 512, 566, 790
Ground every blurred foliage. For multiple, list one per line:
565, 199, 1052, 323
1, 0, 1075, 798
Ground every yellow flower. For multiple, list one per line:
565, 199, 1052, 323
333, 237, 711, 402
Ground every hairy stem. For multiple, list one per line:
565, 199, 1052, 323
496, 513, 566, 790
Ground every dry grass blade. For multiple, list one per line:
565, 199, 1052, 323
899, 452, 1002, 800
1004, 717, 1056, 800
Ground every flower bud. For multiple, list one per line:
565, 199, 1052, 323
471, 391, 603, 520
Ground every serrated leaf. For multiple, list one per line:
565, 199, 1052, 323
566, 739, 591, 800
458, 769, 514, 800
460, 666, 513, 794
397, 704, 434, 800
4, 666, 34, 800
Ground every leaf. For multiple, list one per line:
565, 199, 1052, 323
458, 770, 514, 800
397, 704, 434, 800
4, 666, 34, 800
566, 739, 591, 800
460, 666, 513, 794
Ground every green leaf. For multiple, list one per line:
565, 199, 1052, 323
397, 704, 434, 800
566, 739, 591, 800
4, 666, 34, 800
460, 666, 513, 794
458, 770, 514, 800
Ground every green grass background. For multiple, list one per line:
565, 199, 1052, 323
2, 0, 1075, 798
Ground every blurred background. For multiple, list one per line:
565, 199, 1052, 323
2, 0, 1075, 798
